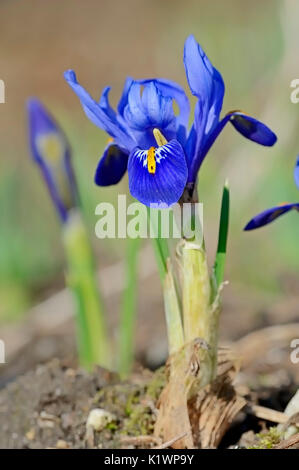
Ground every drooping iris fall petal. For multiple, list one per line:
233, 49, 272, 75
95, 142, 128, 186
128, 140, 188, 207
244, 203, 299, 230
294, 155, 299, 190
228, 112, 277, 146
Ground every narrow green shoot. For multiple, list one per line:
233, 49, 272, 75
213, 180, 230, 290
63, 210, 110, 370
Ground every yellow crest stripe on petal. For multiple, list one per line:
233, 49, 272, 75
147, 147, 156, 174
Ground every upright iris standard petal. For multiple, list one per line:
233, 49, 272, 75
64, 70, 136, 153
124, 82, 151, 130
124, 82, 176, 133
136, 78, 190, 144
98, 86, 118, 120
228, 111, 277, 146
183, 35, 277, 185
184, 35, 220, 103
294, 155, 299, 189
95, 142, 128, 186
142, 82, 174, 129
183, 35, 225, 181
128, 140, 188, 207
184, 34, 225, 136
27, 98, 77, 222
117, 77, 134, 115
244, 203, 299, 231
123, 81, 177, 149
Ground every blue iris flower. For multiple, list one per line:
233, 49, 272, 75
27, 98, 78, 222
64, 35, 276, 207
244, 156, 299, 230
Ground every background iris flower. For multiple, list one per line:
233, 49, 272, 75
64, 34, 276, 207
244, 156, 299, 230
27, 98, 78, 222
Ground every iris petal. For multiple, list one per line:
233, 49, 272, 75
184, 35, 225, 126
124, 83, 150, 130
184, 35, 215, 101
137, 78, 190, 143
183, 35, 225, 182
64, 70, 136, 152
294, 155, 299, 190
228, 112, 277, 146
124, 81, 176, 135
128, 140, 187, 207
190, 109, 277, 181
98, 86, 117, 120
141, 82, 161, 124
244, 202, 299, 230
95, 142, 128, 186
117, 77, 134, 115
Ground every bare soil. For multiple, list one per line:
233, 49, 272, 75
1, 279, 299, 449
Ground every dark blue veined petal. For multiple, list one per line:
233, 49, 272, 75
244, 202, 299, 231
94, 142, 128, 186
128, 140, 188, 207
64, 70, 136, 153
27, 98, 77, 223
228, 111, 277, 146
294, 155, 299, 190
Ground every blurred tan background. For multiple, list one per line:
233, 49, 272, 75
0, 0, 299, 370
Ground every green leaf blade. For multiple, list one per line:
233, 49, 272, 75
213, 181, 230, 288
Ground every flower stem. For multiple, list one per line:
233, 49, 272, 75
63, 209, 110, 370
182, 239, 219, 381
182, 241, 211, 341
163, 259, 184, 355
